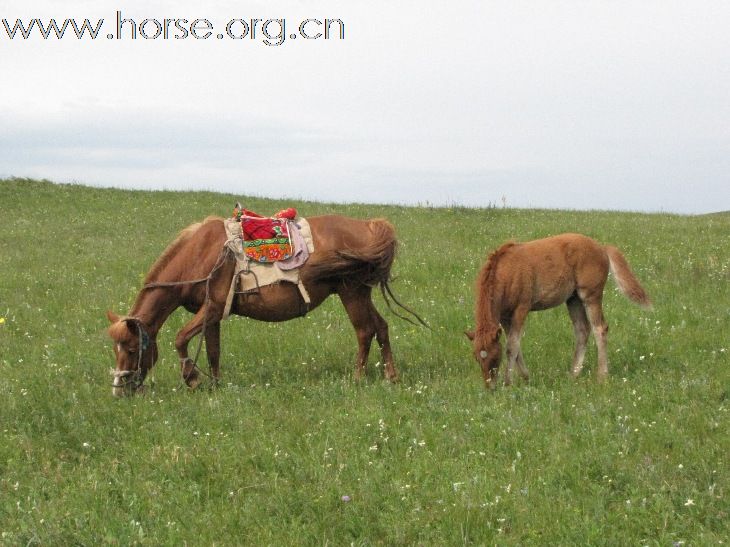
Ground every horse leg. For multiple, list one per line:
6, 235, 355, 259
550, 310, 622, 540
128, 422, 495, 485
175, 306, 217, 389
566, 295, 590, 378
583, 296, 609, 381
502, 318, 529, 383
204, 320, 221, 385
515, 348, 530, 381
339, 286, 389, 381
370, 303, 398, 382
504, 308, 528, 386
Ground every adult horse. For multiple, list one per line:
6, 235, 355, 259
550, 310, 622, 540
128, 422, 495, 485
107, 214, 422, 396
466, 233, 652, 388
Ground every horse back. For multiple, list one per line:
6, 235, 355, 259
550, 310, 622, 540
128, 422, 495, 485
497, 234, 609, 310
306, 215, 393, 252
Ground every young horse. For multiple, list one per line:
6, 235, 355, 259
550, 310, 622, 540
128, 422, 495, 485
107, 214, 421, 396
466, 233, 651, 388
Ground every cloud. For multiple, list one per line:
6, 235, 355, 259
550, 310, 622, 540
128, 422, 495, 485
2, 1, 730, 213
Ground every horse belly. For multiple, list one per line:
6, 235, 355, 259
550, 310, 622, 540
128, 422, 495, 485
530, 281, 576, 311
231, 282, 331, 322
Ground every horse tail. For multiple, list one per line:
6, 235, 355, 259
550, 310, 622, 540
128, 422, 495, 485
605, 245, 652, 310
305, 219, 396, 285
307, 219, 429, 328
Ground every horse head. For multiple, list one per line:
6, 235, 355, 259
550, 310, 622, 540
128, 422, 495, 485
106, 311, 158, 397
465, 328, 502, 389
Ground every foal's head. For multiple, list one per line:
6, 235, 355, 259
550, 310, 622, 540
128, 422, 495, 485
465, 328, 502, 389
106, 311, 158, 397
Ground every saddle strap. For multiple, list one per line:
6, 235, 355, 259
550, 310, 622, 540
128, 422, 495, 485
221, 260, 311, 320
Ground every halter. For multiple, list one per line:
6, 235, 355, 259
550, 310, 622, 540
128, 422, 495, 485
110, 319, 151, 392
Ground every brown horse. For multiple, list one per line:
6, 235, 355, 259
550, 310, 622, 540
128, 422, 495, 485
466, 233, 651, 388
107, 214, 422, 396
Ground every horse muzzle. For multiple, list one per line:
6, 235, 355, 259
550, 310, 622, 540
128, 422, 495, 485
110, 369, 145, 397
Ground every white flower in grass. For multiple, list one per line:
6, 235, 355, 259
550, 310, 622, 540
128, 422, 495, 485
684, 499, 694, 507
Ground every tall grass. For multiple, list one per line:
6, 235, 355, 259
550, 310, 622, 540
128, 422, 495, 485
1, 178, 727, 545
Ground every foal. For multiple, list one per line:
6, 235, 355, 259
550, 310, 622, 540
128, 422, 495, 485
466, 233, 651, 388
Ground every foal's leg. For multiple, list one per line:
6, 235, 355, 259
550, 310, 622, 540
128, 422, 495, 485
566, 295, 590, 378
502, 317, 529, 383
515, 348, 530, 381
583, 295, 609, 381
504, 308, 528, 386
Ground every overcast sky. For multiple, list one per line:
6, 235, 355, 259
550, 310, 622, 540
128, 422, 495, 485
2, 1, 729, 213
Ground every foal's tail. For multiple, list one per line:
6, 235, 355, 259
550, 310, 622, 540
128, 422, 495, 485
605, 246, 652, 310
307, 219, 429, 328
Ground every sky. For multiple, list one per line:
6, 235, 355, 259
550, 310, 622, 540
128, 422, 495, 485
1, 0, 729, 214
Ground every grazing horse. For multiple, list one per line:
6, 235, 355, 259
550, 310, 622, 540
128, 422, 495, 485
107, 214, 422, 396
466, 233, 651, 388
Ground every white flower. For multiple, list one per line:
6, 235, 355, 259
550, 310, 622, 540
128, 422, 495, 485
684, 498, 695, 506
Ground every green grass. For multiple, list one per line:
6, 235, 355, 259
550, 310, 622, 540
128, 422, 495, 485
1, 177, 728, 545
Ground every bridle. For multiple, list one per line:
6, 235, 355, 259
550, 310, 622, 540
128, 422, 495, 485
110, 319, 151, 392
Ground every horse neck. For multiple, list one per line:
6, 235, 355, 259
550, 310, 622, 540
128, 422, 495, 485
128, 286, 178, 337
475, 267, 502, 340
127, 221, 206, 335
476, 286, 500, 333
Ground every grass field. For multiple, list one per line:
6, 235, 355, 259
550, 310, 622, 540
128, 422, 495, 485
1, 178, 728, 545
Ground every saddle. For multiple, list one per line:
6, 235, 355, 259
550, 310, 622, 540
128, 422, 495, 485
234, 206, 298, 263
222, 205, 315, 319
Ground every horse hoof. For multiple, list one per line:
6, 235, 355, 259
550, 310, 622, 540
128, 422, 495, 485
183, 369, 201, 390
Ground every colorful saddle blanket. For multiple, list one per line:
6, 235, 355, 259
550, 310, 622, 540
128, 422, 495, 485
237, 207, 298, 263
222, 209, 315, 320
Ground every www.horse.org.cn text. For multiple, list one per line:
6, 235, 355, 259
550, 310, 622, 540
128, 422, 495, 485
1, 12, 345, 47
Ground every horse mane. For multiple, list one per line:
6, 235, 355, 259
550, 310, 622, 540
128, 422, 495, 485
143, 216, 220, 283
475, 241, 517, 337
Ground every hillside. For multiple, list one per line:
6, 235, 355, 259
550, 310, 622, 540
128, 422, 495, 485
1, 178, 728, 545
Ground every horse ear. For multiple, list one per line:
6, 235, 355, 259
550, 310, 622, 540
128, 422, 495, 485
464, 330, 475, 341
106, 310, 120, 324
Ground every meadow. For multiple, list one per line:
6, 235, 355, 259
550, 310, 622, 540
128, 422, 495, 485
0, 178, 727, 545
